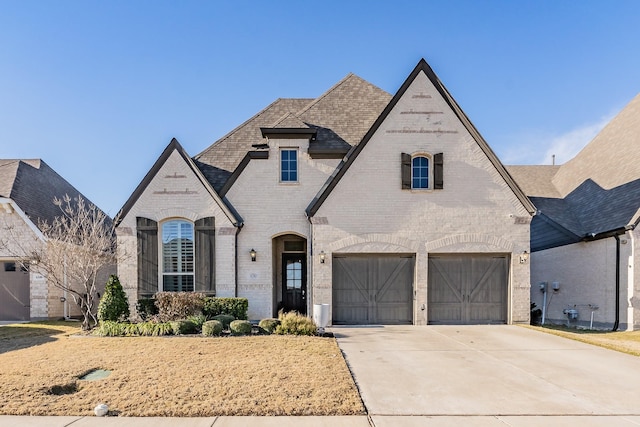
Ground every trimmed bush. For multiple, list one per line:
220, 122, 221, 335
169, 320, 198, 335
187, 314, 207, 332
136, 298, 158, 321
203, 297, 249, 320
202, 320, 223, 337
155, 292, 205, 322
211, 314, 235, 330
97, 275, 130, 322
275, 311, 318, 336
229, 319, 252, 335
258, 318, 280, 334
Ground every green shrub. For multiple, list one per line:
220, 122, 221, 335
169, 320, 198, 335
136, 321, 173, 336
136, 298, 158, 321
203, 297, 249, 320
211, 314, 235, 330
258, 318, 280, 334
202, 320, 223, 337
94, 320, 125, 337
229, 320, 252, 335
97, 275, 130, 322
155, 292, 205, 321
275, 311, 318, 336
187, 314, 207, 332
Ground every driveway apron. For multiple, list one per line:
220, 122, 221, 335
332, 325, 640, 416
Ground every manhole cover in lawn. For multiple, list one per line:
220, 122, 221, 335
79, 369, 111, 381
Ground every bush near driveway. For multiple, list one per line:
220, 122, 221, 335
0, 321, 363, 417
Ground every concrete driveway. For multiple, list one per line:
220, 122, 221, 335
333, 325, 640, 419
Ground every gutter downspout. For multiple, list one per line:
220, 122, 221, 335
613, 234, 621, 332
306, 213, 313, 317
234, 224, 243, 298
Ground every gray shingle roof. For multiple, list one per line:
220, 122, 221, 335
0, 159, 109, 230
193, 73, 391, 192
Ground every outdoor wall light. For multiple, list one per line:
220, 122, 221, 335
319, 251, 326, 264
250, 248, 257, 262
519, 250, 529, 264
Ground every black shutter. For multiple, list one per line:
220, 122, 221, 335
434, 153, 443, 189
401, 153, 411, 189
136, 217, 158, 297
195, 217, 215, 294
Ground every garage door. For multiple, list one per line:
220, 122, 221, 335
0, 262, 30, 321
428, 255, 508, 324
333, 254, 414, 325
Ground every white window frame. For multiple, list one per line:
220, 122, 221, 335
159, 218, 195, 292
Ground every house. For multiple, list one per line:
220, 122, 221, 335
508, 93, 640, 330
115, 59, 535, 325
0, 159, 111, 321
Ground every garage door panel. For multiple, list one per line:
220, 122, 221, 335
429, 255, 507, 325
0, 264, 30, 321
333, 254, 414, 325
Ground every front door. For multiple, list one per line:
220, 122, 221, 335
282, 254, 306, 314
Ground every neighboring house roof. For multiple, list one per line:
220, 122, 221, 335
507, 92, 640, 251
306, 58, 536, 217
0, 159, 107, 230
194, 73, 392, 193
114, 138, 240, 227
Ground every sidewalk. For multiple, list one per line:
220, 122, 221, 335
4, 415, 640, 426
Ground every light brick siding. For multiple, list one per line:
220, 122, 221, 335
531, 233, 635, 329
116, 150, 237, 318
226, 139, 340, 319
312, 71, 531, 325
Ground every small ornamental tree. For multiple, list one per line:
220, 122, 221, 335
98, 275, 130, 322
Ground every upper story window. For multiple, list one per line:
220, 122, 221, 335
280, 149, 298, 182
412, 156, 429, 189
161, 219, 194, 292
401, 152, 443, 190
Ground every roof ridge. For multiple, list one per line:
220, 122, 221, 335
295, 73, 359, 116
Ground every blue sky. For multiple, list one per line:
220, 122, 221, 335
1, 1, 639, 216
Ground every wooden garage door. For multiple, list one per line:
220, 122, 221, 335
428, 255, 508, 324
333, 254, 414, 325
0, 262, 30, 321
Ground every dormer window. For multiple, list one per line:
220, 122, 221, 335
281, 149, 298, 182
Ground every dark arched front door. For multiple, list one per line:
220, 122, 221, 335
282, 253, 306, 314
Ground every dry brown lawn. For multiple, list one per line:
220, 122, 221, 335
524, 324, 640, 356
0, 321, 364, 417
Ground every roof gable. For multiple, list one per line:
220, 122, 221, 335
114, 138, 239, 227
306, 59, 536, 217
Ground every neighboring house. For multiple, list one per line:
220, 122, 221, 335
508, 93, 640, 330
115, 59, 535, 325
0, 159, 110, 321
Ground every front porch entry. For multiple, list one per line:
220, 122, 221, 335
272, 234, 307, 316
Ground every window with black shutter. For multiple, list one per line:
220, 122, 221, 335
136, 217, 158, 297
434, 152, 443, 189
195, 217, 215, 293
401, 153, 411, 189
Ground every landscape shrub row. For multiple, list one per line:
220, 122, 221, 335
136, 294, 248, 321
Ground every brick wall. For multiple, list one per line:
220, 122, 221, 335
311, 71, 532, 325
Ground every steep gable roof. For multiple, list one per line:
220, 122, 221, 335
306, 58, 536, 217
114, 138, 239, 227
506, 165, 561, 198
0, 159, 107, 230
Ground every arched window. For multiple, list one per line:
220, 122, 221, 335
161, 219, 194, 292
412, 156, 429, 189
